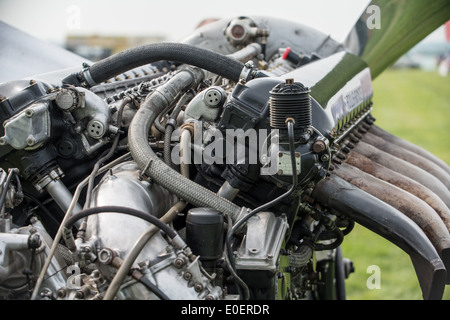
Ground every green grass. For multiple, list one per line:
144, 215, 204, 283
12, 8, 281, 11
370, 69, 450, 165
341, 68, 450, 300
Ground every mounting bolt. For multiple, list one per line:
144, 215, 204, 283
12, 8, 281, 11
26, 136, 36, 146
174, 258, 184, 268
57, 287, 68, 299
25, 109, 34, 118
183, 272, 192, 281
98, 248, 115, 265
194, 283, 204, 292
312, 140, 326, 153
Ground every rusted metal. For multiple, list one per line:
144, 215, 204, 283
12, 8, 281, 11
345, 151, 450, 231
354, 141, 450, 209
369, 124, 450, 176
311, 175, 446, 300
333, 163, 450, 283
361, 131, 450, 189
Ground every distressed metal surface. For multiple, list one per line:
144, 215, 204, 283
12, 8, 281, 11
333, 162, 450, 283
312, 175, 446, 300
344, 151, 450, 231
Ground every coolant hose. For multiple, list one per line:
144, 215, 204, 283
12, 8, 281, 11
128, 68, 244, 222
64, 43, 247, 87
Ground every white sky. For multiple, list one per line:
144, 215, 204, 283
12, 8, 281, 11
0, 0, 371, 44
0, 0, 445, 46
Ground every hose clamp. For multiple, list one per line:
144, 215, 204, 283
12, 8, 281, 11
165, 118, 177, 130
239, 61, 255, 83
81, 67, 97, 88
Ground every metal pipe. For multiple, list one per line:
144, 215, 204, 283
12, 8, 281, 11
179, 128, 192, 179
354, 141, 450, 209
345, 151, 450, 231
311, 175, 446, 300
227, 43, 262, 62
333, 163, 450, 282
361, 131, 450, 189
31, 152, 132, 300
217, 181, 240, 201
369, 124, 450, 176
103, 200, 187, 300
45, 179, 83, 215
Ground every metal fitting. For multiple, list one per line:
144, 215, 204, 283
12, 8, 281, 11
98, 248, 116, 265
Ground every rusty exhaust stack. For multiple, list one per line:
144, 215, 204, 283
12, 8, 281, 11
344, 151, 450, 231
333, 163, 450, 283
368, 124, 450, 177
353, 141, 450, 209
311, 175, 446, 300
361, 131, 450, 189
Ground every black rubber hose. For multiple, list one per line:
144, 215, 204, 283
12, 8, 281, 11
137, 276, 170, 300
64, 205, 178, 239
87, 43, 245, 85
314, 227, 344, 251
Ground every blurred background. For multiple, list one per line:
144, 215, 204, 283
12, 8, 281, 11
0, 0, 448, 66
0, 0, 372, 55
0, 0, 449, 300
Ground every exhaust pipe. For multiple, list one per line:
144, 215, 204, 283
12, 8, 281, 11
345, 151, 450, 231
361, 131, 450, 189
311, 175, 446, 300
354, 141, 450, 209
333, 162, 450, 283
368, 124, 450, 176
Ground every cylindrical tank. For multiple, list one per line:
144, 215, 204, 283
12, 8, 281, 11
186, 208, 224, 270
